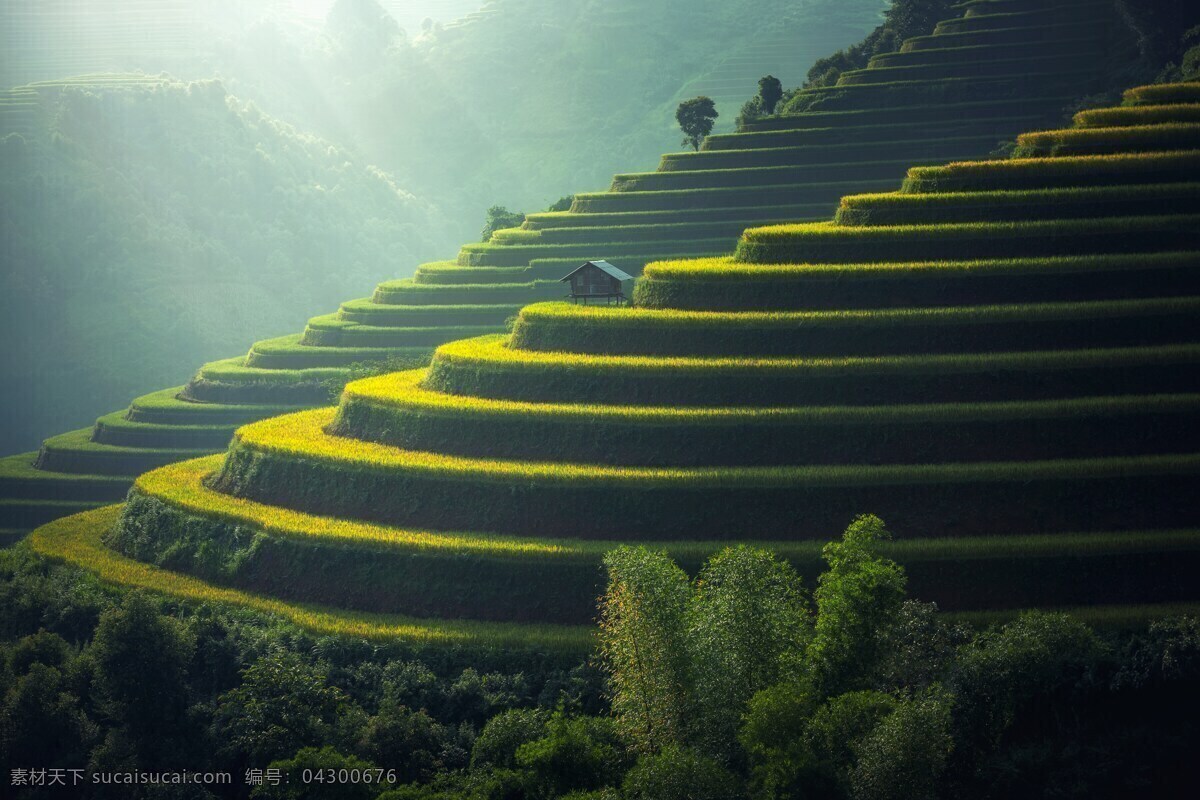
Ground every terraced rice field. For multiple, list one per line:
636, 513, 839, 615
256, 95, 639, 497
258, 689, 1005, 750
30, 81, 1200, 646
0, 0, 1129, 537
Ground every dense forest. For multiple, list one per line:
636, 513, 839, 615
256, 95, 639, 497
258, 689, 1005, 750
2, 519, 1195, 799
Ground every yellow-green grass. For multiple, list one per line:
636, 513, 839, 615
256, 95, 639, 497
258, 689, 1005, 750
833, 183, 1200, 226
709, 116, 1046, 151
1123, 82, 1200, 107
183, 358, 348, 405
655, 133, 1007, 171
868, 39, 1101, 69
507, 297, 1200, 357
371, 279, 561, 306
209, 405, 1200, 541
569, 179, 891, 213
609, 157, 953, 194
1074, 104, 1200, 129
334, 369, 1200, 467
488, 221, 780, 245
90, 411, 236, 450
747, 96, 1074, 133
243, 333, 433, 369
104, 457, 1200, 620
456, 239, 732, 267
123, 387, 303, 426
29, 506, 593, 652
733, 214, 1200, 265
635, 252, 1200, 311
1013, 123, 1200, 157
0, 452, 130, 501
933, 7, 1086, 32
900, 151, 1200, 193
413, 265, 534, 285
837, 53, 1085, 87
425, 334, 1200, 407
34, 428, 208, 476
523, 205, 832, 229
337, 299, 521, 327
299, 317, 499, 349
899, 19, 1109, 52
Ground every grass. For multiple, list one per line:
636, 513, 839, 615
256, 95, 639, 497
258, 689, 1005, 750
457, 238, 732, 267
90, 411, 236, 449
334, 370, 1200, 467
425, 334, 1200, 408
522, 204, 832, 228
222, 406, 1200, 491
507, 297, 1200, 357
34, 428, 209, 476
733, 214, 1200, 264
245, 333, 434, 369
834, 183, 1200, 226
124, 386, 302, 425
29, 506, 593, 652
0, 452, 131, 500
1123, 83, 1200, 107
1074, 104, 1200, 129
103, 458, 1200, 620
570, 179, 889, 213
657, 133, 1003, 170
337, 299, 521, 326
639, 250, 1196, 283
1013, 124, 1200, 157
609, 157, 947, 193
837, 53, 1084, 86
901, 151, 1200, 192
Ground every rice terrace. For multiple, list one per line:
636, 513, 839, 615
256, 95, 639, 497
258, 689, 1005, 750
2, 1, 1199, 797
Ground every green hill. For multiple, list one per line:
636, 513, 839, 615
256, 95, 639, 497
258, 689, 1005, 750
26, 80, 1200, 647
0, 75, 449, 460
0, 0, 1139, 540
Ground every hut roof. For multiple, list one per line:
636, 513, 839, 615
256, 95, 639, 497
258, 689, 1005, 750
559, 260, 634, 283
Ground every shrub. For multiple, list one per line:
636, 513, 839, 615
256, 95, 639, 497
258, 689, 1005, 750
621, 745, 742, 800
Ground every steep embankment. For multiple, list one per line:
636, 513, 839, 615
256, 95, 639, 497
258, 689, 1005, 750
29, 80, 1200, 647
0, 0, 1130, 538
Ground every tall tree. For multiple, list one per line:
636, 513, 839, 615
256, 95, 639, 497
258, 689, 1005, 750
676, 96, 719, 151
758, 75, 784, 115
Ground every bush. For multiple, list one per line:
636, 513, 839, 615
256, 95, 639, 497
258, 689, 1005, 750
621, 745, 742, 800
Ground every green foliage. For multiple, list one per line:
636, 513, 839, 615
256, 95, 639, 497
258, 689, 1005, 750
808, 516, 907, 695
598, 547, 692, 752
356, 700, 453, 784
253, 747, 382, 800
848, 689, 953, 800
472, 707, 550, 770
622, 745, 743, 800
677, 96, 719, 151
546, 195, 575, 213
89, 592, 195, 762
689, 547, 811, 760
802, 1, 956, 89
213, 651, 351, 764
482, 206, 526, 242
514, 712, 629, 799
757, 75, 783, 115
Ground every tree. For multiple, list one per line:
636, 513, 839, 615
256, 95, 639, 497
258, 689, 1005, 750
676, 96, 718, 151
214, 651, 352, 764
688, 546, 811, 761
481, 205, 525, 241
850, 689, 954, 800
757, 75, 783, 115
622, 745, 742, 800
253, 747, 380, 800
89, 592, 195, 764
514, 712, 629, 799
807, 515, 907, 695
598, 547, 693, 753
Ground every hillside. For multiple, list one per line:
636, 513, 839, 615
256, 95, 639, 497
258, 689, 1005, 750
0, 0, 1137, 539
0, 75, 449, 456
32, 79, 1200, 646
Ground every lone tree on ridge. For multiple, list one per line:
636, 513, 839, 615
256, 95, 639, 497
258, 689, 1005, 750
676, 96, 718, 151
758, 75, 783, 115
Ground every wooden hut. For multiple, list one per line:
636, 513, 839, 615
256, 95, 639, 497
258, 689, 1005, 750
560, 260, 634, 305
